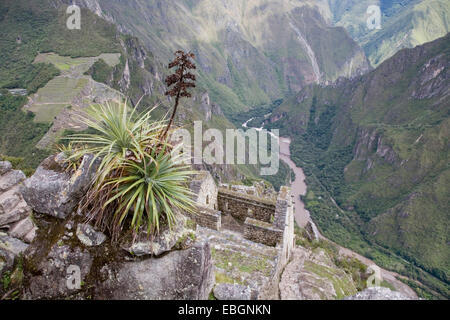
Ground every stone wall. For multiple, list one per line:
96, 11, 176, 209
274, 186, 295, 268
218, 188, 276, 223
190, 171, 218, 210
258, 186, 295, 300
274, 187, 295, 283
241, 186, 294, 253
220, 181, 277, 201
243, 218, 283, 247
188, 206, 222, 231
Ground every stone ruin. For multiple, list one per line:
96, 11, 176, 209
0, 154, 294, 300
188, 171, 295, 299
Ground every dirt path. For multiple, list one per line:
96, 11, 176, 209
278, 137, 418, 299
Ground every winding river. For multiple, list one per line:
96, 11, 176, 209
242, 119, 418, 298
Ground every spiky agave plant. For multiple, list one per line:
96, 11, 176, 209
67, 100, 165, 186
101, 146, 195, 238
55, 142, 83, 173
67, 100, 195, 241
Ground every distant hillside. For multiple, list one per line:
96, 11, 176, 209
61, 0, 370, 117
329, 0, 450, 66
0, 0, 255, 181
266, 34, 449, 298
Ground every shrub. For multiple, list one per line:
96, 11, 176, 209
67, 100, 195, 241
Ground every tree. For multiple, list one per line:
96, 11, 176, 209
160, 50, 196, 140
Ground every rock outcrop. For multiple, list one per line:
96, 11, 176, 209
95, 240, 214, 300
21, 153, 99, 219
198, 226, 280, 300
279, 247, 357, 300
22, 215, 213, 300
16, 152, 215, 300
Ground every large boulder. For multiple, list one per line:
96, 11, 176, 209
22, 216, 214, 300
24, 243, 93, 300
121, 214, 192, 257
95, 239, 214, 300
21, 153, 99, 219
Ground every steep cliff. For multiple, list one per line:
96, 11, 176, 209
268, 34, 450, 298
61, 0, 370, 117
329, 0, 450, 67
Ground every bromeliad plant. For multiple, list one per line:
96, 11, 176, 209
55, 143, 83, 173
67, 100, 195, 241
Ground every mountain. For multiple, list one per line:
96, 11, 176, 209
0, 0, 375, 182
328, 0, 450, 67
0, 0, 253, 181
62, 0, 370, 117
265, 33, 449, 298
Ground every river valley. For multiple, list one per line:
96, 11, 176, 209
242, 118, 418, 298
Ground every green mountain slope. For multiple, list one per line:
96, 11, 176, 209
63, 0, 370, 117
266, 34, 450, 298
0, 0, 256, 181
329, 0, 450, 67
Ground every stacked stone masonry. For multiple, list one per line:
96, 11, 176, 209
191, 171, 294, 251
218, 188, 275, 224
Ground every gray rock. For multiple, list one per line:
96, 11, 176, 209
0, 200, 31, 227
95, 240, 214, 300
0, 188, 21, 215
0, 232, 29, 256
0, 185, 32, 228
24, 244, 93, 300
304, 221, 320, 241
0, 170, 26, 192
21, 153, 99, 219
76, 223, 106, 247
9, 217, 37, 243
0, 232, 28, 276
0, 247, 15, 276
122, 215, 190, 257
0, 161, 12, 176
213, 283, 255, 300
345, 287, 415, 300
23, 227, 37, 244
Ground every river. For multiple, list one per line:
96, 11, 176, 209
242, 120, 418, 298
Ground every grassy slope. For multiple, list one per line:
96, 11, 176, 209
267, 34, 450, 298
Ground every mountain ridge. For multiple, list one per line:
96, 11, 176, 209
264, 33, 449, 298
60, 0, 371, 117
